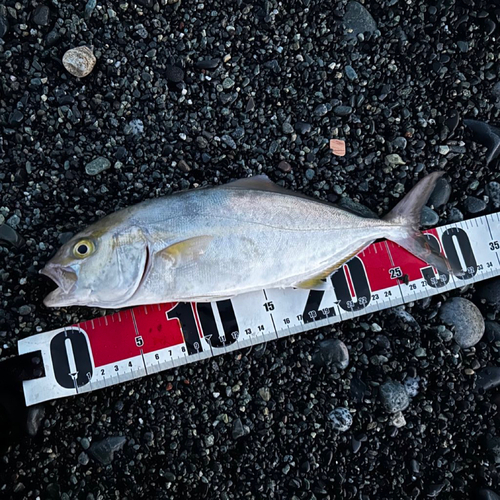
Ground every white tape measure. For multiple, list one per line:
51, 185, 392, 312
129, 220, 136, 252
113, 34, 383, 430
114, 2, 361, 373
18, 213, 500, 406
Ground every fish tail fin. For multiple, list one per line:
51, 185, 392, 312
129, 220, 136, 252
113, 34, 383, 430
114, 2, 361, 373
383, 172, 452, 275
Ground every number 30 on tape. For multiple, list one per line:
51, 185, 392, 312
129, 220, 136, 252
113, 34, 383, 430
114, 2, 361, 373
18, 214, 500, 406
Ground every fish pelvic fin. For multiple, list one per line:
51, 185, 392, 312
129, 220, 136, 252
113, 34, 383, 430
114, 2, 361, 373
383, 171, 453, 276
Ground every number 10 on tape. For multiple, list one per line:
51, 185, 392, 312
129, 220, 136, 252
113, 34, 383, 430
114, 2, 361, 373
18, 214, 500, 406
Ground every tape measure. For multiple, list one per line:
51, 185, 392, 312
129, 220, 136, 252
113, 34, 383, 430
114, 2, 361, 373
18, 213, 500, 406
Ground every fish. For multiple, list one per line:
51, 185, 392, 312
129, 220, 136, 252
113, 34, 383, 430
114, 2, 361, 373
41, 172, 452, 309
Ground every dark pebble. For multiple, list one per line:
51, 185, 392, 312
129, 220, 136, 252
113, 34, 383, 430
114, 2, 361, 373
427, 483, 446, 497
487, 435, 500, 464
344, 65, 358, 80
487, 182, 500, 208
342, 1, 377, 39
0, 5, 9, 38
447, 207, 464, 223
477, 278, 500, 308
232, 418, 246, 440
464, 119, 500, 165
328, 408, 353, 432
177, 160, 191, 173
333, 105, 353, 117
485, 321, 500, 342
32, 5, 50, 26
295, 121, 311, 134
0, 224, 25, 248
379, 381, 409, 413
8, 110, 24, 126
165, 65, 185, 83
476, 367, 500, 392
465, 196, 487, 214
88, 436, 127, 465
311, 339, 349, 369
478, 489, 500, 500
439, 297, 485, 348
115, 146, 128, 160
420, 206, 439, 227
26, 405, 45, 436
194, 59, 220, 70
277, 160, 292, 173
428, 177, 451, 208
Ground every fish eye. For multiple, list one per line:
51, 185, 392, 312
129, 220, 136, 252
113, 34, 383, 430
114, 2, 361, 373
73, 239, 95, 258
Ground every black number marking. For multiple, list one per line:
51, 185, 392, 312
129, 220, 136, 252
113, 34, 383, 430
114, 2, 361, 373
114, 365, 119, 372
135, 336, 144, 347
155, 353, 160, 360
167, 302, 202, 355
490, 240, 500, 251
421, 234, 450, 288
389, 267, 403, 279
50, 329, 93, 389
441, 227, 477, 280
331, 257, 371, 312
264, 301, 275, 312
302, 289, 336, 324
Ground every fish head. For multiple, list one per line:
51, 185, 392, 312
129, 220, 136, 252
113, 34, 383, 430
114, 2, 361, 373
41, 218, 149, 308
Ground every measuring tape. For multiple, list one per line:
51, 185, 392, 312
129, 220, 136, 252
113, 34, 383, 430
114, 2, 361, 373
18, 213, 500, 406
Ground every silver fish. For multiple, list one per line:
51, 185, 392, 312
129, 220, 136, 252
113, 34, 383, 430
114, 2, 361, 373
41, 172, 452, 309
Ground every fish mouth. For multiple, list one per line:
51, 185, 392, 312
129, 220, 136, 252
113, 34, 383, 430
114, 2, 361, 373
40, 264, 79, 307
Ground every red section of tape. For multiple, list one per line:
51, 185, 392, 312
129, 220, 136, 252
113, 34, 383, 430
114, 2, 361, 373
132, 303, 184, 353
83, 310, 139, 367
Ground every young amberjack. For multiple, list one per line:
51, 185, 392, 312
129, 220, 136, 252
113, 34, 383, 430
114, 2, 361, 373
41, 172, 452, 309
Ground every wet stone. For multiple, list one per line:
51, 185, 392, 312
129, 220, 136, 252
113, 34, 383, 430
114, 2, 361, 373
428, 177, 451, 208
487, 182, 500, 208
439, 297, 485, 348
385, 153, 405, 166
476, 367, 500, 392
194, 59, 220, 70
333, 105, 353, 117
447, 208, 464, 223
33, 5, 50, 26
295, 121, 311, 134
85, 157, 111, 176
344, 65, 358, 80
26, 405, 45, 436
487, 435, 500, 464
0, 6, 8, 38
277, 160, 292, 172
343, 1, 378, 39
311, 339, 349, 369
478, 489, 500, 500
477, 278, 500, 308
9, 110, 24, 126
379, 381, 410, 413
232, 418, 246, 440
88, 436, 127, 465
165, 65, 184, 83
78, 452, 89, 465
485, 321, 500, 342
420, 206, 439, 227
314, 104, 328, 117
465, 196, 486, 214
328, 408, 353, 432
404, 377, 421, 398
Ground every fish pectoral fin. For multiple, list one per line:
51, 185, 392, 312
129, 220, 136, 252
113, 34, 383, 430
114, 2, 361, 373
158, 236, 213, 266
295, 246, 367, 289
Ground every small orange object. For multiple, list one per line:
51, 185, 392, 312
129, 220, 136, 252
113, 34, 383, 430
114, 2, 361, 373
330, 139, 346, 156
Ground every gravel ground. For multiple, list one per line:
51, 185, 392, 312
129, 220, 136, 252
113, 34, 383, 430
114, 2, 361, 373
1, 0, 500, 498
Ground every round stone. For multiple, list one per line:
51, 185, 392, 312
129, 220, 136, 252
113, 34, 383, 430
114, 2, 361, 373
328, 408, 353, 432
439, 297, 485, 348
311, 338, 349, 369
379, 381, 410, 413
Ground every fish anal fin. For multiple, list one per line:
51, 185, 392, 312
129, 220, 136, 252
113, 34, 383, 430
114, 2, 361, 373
158, 236, 213, 265
295, 246, 367, 289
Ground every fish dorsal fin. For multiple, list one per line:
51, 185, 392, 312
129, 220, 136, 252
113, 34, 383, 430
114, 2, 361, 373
158, 236, 213, 266
222, 175, 330, 204
223, 174, 277, 191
